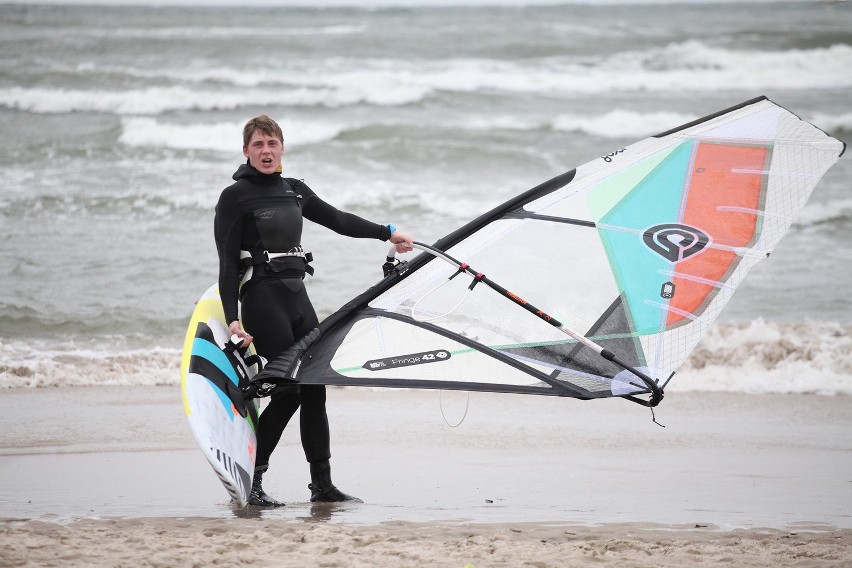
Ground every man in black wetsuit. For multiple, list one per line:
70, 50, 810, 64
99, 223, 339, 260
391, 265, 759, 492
214, 114, 413, 506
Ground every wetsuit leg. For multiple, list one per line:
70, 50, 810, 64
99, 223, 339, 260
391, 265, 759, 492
241, 278, 330, 467
241, 279, 302, 467
253, 389, 301, 468
299, 384, 331, 463
283, 285, 331, 464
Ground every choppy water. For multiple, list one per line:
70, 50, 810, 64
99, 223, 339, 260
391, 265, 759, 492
0, 1, 849, 393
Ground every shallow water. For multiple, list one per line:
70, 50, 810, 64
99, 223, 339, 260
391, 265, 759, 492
1, 387, 850, 529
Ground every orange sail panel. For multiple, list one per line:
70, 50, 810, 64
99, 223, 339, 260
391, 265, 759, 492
668, 143, 770, 326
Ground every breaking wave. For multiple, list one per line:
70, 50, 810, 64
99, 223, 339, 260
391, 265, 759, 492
2, 320, 849, 395
4, 43, 850, 116
678, 320, 852, 396
119, 117, 347, 151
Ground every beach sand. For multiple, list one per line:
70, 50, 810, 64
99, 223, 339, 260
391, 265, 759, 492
2, 517, 849, 567
1, 387, 850, 566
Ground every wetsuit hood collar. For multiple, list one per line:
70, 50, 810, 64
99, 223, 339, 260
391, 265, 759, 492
233, 161, 281, 184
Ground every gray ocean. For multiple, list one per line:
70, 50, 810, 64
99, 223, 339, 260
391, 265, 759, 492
0, 1, 849, 393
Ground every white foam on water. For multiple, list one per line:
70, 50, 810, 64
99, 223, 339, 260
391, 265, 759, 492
3, 320, 849, 395
6, 43, 851, 116
0, 338, 182, 389
808, 111, 852, 134
552, 109, 696, 138
678, 319, 852, 395
119, 117, 347, 152
791, 198, 852, 228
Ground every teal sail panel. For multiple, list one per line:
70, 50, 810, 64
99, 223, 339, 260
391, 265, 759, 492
596, 141, 695, 335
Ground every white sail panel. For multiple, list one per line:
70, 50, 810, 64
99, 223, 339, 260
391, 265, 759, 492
329, 317, 560, 389
250, 97, 844, 407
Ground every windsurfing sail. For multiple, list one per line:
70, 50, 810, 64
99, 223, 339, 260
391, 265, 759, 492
252, 96, 844, 407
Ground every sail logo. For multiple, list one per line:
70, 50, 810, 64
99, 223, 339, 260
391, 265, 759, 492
601, 148, 626, 163
643, 223, 710, 262
363, 350, 451, 371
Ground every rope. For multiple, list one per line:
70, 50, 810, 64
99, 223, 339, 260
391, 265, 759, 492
439, 389, 470, 428
410, 273, 473, 322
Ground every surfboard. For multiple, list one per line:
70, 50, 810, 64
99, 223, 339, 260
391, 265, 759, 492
180, 283, 260, 507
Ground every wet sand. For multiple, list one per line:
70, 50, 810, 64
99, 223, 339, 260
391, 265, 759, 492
1, 386, 850, 566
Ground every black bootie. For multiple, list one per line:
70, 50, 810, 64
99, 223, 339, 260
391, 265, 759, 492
248, 464, 285, 507
308, 461, 363, 503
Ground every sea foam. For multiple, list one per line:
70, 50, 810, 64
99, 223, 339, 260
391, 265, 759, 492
119, 117, 347, 151
5, 43, 850, 117
678, 320, 852, 396
552, 110, 696, 138
2, 320, 849, 395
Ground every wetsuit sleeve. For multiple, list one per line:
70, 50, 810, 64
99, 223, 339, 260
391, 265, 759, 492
214, 187, 244, 325
295, 180, 392, 241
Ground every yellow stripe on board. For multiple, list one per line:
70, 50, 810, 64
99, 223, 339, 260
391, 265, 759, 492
180, 286, 225, 416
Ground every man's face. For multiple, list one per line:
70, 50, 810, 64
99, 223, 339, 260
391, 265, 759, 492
243, 130, 283, 175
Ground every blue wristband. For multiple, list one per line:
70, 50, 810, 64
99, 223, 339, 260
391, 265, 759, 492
387, 224, 397, 235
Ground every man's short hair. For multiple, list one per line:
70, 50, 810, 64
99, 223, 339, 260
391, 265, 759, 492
243, 115, 283, 148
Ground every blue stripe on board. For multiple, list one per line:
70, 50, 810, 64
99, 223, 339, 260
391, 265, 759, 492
192, 337, 240, 386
